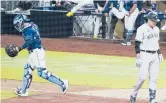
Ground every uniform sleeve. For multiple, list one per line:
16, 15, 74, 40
132, 0, 137, 4
21, 29, 33, 49
103, 1, 112, 13
156, 27, 160, 41
135, 26, 143, 42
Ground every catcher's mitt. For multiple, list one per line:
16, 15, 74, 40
5, 44, 18, 57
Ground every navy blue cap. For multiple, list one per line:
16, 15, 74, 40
147, 12, 160, 23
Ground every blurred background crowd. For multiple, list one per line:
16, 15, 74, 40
1, 0, 166, 44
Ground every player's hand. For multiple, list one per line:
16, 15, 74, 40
56, 2, 61, 7
16, 47, 22, 52
158, 54, 164, 62
136, 53, 142, 68
66, 11, 74, 17
126, 12, 130, 16
104, 13, 108, 17
95, 9, 99, 13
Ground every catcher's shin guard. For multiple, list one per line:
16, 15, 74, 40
21, 63, 33, 93
37, 67, 64, 87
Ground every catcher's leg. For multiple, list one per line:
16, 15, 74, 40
34, 48, 68, 93
37, 67, 64, 86
15, 63, 33, 96
37, 67, 68, 93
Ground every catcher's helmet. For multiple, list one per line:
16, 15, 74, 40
13, 14, 31, 32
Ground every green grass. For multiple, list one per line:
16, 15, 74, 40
1, 48, 166, 89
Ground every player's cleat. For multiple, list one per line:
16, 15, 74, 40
161, 24, 166, 31
121, 41, 131, 46
149, 99, 158, 103
14, 87, 28, 97
149, 89, 157, 103
127, 42, 131, 46
130, 95, 136, 103
105, 36, 110, 39
66, 12, 74, 17
93, 35, 98, 39
61, 80, 69, 94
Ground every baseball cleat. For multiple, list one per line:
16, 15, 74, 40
121, 41, 131, 46
130, 95, 136, 103
161, 24, 166, 31
93, 35, 98, 39
14, 87, 28, 97
61, 80, 69, 94
149, 99, 158, 103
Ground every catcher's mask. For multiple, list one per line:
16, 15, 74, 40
13, 14, 31, 32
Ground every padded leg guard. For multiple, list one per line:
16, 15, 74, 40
21, 63, 33, 93
149, 89, 156, 103
126, 30, 133, 42
37, 67, 64, 87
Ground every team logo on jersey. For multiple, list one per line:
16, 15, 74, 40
147, 33, 158, 39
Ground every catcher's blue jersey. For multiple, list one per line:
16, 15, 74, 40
21, 22, 42, 51
123, 0, 137, 11
103, 0, 120, 13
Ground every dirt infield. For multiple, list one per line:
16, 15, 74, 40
1, 35, 166, 103
1, 79, 149, 103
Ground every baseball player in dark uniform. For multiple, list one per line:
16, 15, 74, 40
103, 0, 124, 39
120, 0, 139, 46
12, 14, 68, 96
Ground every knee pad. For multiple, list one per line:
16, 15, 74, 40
37, 67, 64, 86
37, 67, 51, 80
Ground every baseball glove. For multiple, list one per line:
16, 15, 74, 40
5, 44, 19, 57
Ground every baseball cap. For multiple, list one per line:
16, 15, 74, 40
146, 12, 160, 23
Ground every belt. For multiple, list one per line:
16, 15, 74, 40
28, 47, 42, 54
140, 50, 157, 54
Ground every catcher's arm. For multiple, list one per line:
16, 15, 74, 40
17, 29, 34, 52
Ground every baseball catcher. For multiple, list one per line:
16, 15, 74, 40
11, 14, 68, 96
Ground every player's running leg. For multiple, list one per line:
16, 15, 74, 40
14, 63, 33, 96
34, 48, 68, 93
37, 67, 68, 93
